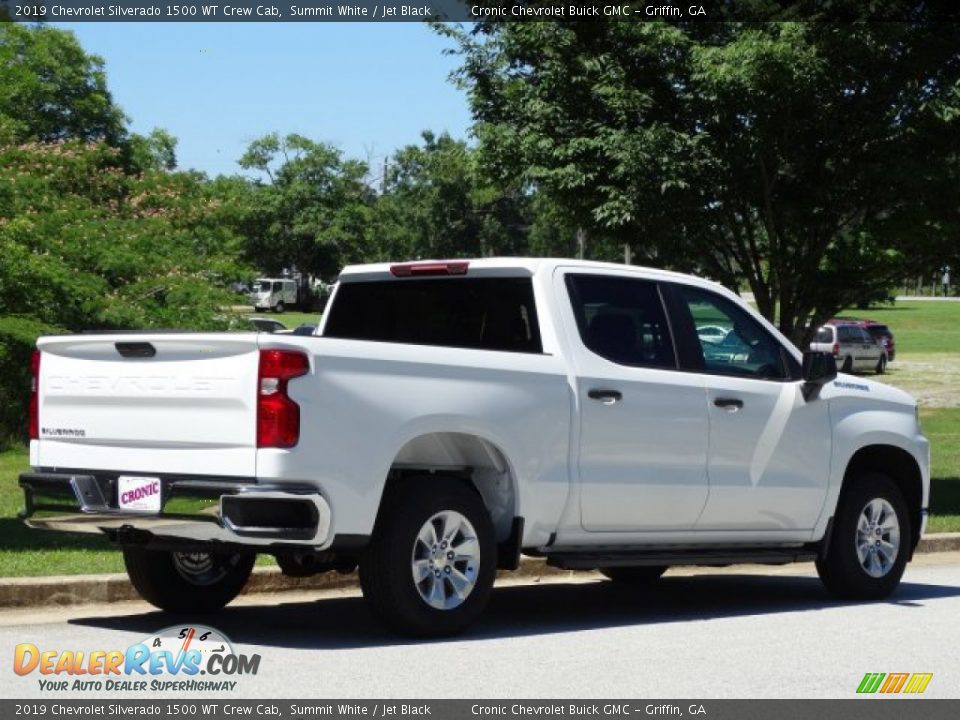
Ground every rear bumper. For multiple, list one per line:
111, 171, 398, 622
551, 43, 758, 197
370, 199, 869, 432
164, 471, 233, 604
19, 471, 332, 550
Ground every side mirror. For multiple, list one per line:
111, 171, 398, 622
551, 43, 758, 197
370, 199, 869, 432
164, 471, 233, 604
802, 351, 837, 400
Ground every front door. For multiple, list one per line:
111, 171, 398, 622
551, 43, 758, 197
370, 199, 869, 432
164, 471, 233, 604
671, 284, 832, 531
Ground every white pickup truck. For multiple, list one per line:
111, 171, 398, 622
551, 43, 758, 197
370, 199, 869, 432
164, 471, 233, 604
20, 259, 930, 636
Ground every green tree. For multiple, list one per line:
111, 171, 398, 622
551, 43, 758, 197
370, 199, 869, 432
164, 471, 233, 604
371, 131, 532, 261
0, 23, 127, 145
445, 15, 960, 342
0, 141, 251, 441
239, 133, 373, 280
128, 128, 178, 172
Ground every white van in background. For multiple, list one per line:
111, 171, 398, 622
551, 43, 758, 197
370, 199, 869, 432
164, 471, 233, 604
251, 278, 297, 312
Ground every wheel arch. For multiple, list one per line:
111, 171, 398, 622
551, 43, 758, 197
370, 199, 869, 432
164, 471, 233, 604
843, 444, 923, 553
378, 431, 520, 549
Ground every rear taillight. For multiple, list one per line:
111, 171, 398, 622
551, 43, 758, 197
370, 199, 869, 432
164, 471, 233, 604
831, 343, 840, 358
29, 350, 40, 440
257, 349, 309, 448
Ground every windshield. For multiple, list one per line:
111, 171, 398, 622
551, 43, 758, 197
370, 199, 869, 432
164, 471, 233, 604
256, 280, 272, 293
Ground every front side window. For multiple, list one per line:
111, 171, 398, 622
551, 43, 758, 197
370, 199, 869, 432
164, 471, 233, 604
678, 286, 789, 380
565, 274, 676, 369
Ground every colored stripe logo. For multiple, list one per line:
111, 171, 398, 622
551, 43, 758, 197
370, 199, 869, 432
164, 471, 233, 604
857, 672, 932, 694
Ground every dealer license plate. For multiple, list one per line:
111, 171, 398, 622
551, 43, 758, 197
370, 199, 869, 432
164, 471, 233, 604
117, 476, 162, 513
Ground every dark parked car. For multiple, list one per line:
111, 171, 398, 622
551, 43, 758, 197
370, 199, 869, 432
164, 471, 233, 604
833, 317, 896, 361
861, 321, 896, 361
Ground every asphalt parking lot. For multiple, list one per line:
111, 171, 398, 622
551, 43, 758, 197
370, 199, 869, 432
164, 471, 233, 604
4, 552, 959, 699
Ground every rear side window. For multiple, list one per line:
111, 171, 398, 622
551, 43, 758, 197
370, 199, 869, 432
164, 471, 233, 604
323, 277, 542, 353
565, 274, 676, 369
837, 326, 857, 342
867, 325, 889, 338
815, 327, 834, 343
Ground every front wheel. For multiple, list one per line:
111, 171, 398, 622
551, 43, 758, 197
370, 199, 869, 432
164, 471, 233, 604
273, 302, 285, 314
359, 478, 496, 637
841, 355, 853, 373
123, 547, 255, 613
816, 473, 910, 600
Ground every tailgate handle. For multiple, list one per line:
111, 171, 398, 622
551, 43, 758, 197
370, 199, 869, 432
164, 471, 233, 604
115, 342, 156, 358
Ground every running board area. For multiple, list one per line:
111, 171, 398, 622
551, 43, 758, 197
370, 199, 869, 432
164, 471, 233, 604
546, 546, 820, 570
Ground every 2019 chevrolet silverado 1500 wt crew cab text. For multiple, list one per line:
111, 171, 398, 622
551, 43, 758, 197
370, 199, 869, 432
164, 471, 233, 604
20, 259, 930, 636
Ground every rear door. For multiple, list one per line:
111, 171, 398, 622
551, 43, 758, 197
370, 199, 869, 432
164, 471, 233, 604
35, 335, 261, 477
666, 284, 832, 531
558, 270, 710, 532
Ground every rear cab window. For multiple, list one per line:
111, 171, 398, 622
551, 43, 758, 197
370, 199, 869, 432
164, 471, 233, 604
815, 327, 834, 343
323, 277, 543, 353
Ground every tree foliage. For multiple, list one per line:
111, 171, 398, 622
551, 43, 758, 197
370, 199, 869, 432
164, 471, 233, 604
370, 131, 531, 261
239, 133, 374, 279
0, 23, 258, 442
444, 16, 960, 341
0, 23, 127, 145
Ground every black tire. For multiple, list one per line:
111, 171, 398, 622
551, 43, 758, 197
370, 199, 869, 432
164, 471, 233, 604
123, 547, 255, 613
274, 302, 285, 314
816, 472, 910, 601
359, 478, 496, 637
841, 355, 853, 373
600, 566, 668, 584
875, 354, 887, 374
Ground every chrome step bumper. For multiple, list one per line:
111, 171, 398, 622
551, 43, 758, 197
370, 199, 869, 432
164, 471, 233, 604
19, 471, 331, 548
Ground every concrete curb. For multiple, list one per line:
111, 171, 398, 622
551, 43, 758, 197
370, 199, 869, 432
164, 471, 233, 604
2, 534, 958, 609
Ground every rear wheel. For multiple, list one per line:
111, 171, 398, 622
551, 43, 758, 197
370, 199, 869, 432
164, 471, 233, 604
875, 354, 887, 374
841, 356, 853, 373
123, 547, 255, 613
600, 566, 667, 585
816, 473, 910, 600
359, 478, 496, 637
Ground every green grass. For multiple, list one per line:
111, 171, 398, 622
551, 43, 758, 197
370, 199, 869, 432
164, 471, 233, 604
924, 408, 960, 533
271, 311, 321, 329
837, 301, 960, 355
1, 300, 959, 577
0, 446, 126, 576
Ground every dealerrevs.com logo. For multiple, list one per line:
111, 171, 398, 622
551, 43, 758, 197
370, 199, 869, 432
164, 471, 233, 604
13, 625, 261, 693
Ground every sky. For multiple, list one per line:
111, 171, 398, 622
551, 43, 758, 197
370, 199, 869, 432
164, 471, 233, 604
56, 22, 474, 177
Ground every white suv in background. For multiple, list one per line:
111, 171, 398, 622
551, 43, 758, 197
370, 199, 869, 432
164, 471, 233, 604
811, 321, 888, 374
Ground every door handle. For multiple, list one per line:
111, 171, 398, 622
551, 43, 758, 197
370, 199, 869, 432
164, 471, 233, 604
713, 397, 744, 411
588, 389, 622, 404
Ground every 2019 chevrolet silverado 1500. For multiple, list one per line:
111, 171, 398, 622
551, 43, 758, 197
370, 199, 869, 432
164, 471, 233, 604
20, 259, 930, 636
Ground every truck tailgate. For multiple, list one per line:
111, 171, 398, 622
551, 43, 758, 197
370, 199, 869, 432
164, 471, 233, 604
34, 334, 260, 477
